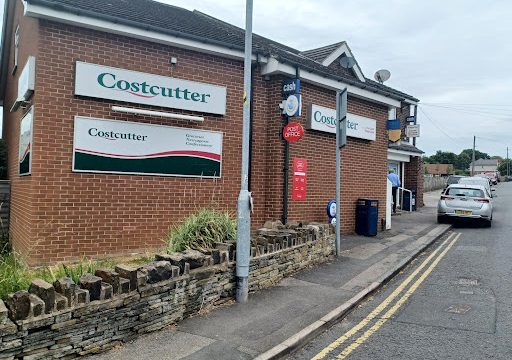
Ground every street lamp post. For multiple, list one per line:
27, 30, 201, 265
235, 0, 253, 304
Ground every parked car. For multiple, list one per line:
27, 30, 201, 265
458, 176, 493, 196
483, 172, 499, 185
444, 175, 463, 190
437, 184, 493, 227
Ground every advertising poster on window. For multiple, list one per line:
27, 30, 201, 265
73, 117, 223, 178
19, 107, 33, 176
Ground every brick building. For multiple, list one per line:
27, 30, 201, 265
0, 0, 423, 264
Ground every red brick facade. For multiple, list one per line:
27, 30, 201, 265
3, 3, 418, 264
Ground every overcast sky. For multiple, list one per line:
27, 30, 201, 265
159, 0, 512, 158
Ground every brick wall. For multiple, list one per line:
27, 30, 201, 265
5, 12, 395, 264
2, 0, 40, 262
264, 79, 389, 233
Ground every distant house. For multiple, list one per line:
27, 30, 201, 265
469, 159, 500, 174
424, 164, 454, 176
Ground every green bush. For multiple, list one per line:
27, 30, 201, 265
167, 209, 236, 253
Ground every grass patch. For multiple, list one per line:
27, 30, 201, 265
0, 254, 33, 300
0, 255, 152, 300
166, 209, 236, 253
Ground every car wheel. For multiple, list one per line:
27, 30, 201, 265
437, 216, 445, 224
483, 219, 492, 228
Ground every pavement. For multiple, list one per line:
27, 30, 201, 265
93, 190, 449, 360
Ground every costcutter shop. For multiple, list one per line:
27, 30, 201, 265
0, 0, 424, 264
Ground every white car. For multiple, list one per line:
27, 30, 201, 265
458, 177, 493, 196
437, 184, 493, 227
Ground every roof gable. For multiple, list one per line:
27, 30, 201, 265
301, 42, 365, 82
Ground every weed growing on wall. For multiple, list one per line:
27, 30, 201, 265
167, 209, 236, 253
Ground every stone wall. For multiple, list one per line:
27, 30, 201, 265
0, 224, 333, 359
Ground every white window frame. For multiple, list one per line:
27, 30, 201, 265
13, 25, 20, 74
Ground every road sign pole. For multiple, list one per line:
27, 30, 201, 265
335, 89, 347, 257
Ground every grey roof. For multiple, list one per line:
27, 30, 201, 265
301, 42, 345, 62
388, 143, 424, 154
472, 159, 499, 166
22, 0, 418, 102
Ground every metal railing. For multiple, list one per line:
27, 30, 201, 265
398, 187, 413, 212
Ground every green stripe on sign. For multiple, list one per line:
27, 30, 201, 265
19, 153, 30, 175
74, 152, 221, 177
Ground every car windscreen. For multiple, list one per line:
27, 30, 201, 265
446, 187, 485, 197
447, 176, 461, 185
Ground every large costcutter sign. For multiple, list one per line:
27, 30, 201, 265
73, 117, 223, 178
306, 104, 377, 141
74, 62, 227, 115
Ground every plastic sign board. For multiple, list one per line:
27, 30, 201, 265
406, 115, 416, 123
74, 62, 227, 115
282, 79, 300, 96
306, 104, 376, 141
73, 117, 223, 178
406, 124, 420, 138
292, 158, 307, 201
17, 56, 35, 102
326, 200, 336, 218
283, 122, 304, 142
19, 107, 34, 176
284, 94, 302, 117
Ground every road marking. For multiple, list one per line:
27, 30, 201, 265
336, 232, 461, 359
311, 232, 457, 360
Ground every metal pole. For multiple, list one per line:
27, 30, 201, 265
507, 147, 509, 177
413, 105, 418, 147
335, 89, 347, 257
235, 0, 253, 304
471, 135, 476, 176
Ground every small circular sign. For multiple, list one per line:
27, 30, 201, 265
283, 122, 304, 143
330, 217, 336, 225
327, 200, 336, 218
285, 94, 300, 117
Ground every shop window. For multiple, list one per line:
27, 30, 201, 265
12, 25, 19, 75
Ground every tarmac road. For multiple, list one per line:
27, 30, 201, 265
290, 182, 512, 360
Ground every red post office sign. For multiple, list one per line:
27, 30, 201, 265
292, 158, 307, 201
283, 122, 304, 143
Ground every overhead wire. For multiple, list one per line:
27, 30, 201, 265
417, 106, 465, 146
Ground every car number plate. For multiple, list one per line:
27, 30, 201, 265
455, 210, 472, 215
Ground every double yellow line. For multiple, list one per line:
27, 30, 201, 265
312, 232, 461, 360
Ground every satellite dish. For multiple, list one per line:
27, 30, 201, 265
339, 55, 356, 69
374, 69, 391, 84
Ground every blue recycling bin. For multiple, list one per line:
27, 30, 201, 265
402, 189, 417, 211
355, 198, 379, 236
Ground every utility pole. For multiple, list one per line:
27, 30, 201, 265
471, 135, 476, 176
235, 0, 253, 304
507, 146, 509, 177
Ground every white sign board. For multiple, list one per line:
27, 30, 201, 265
74, 62, 227, 115
18, 56, 35, 101
406, 124, 420, 138
19, 107, 34, 176
73, 117, 223, 178
306, 104, 377, 141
